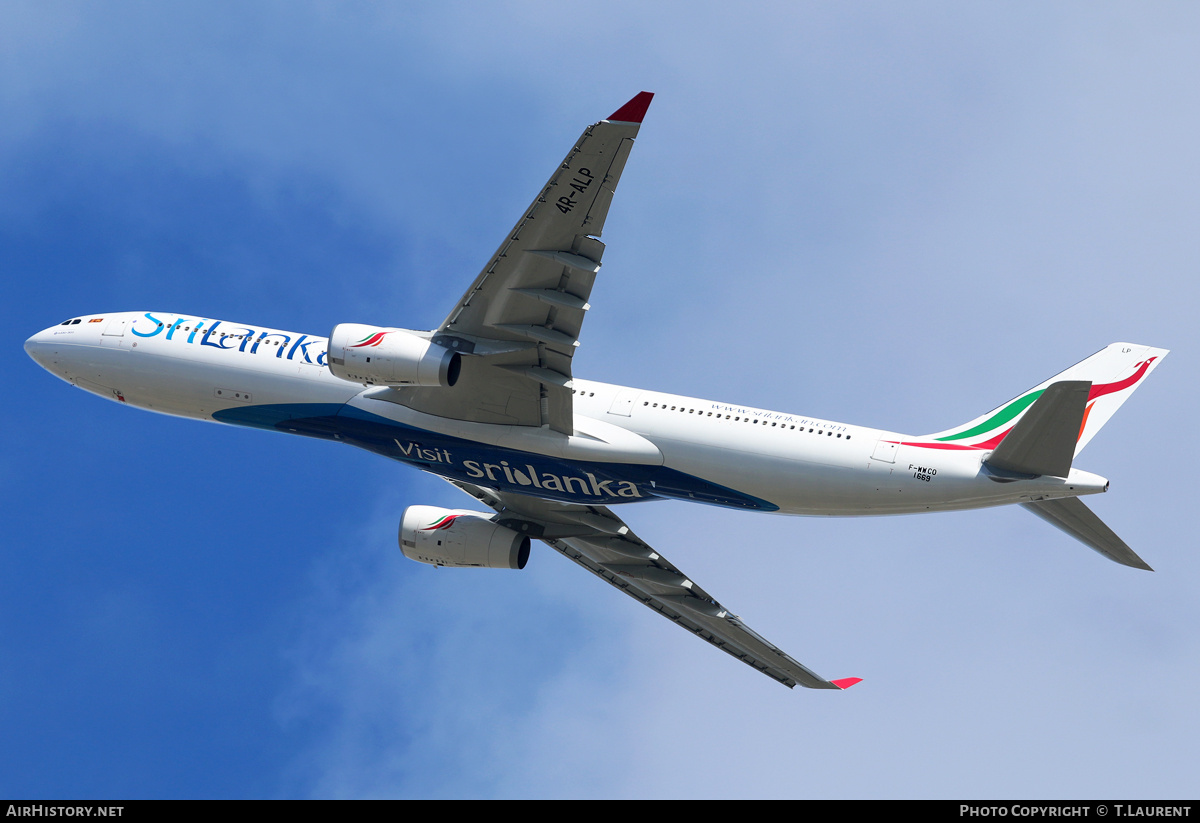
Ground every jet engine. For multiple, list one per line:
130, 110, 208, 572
399, 505, 530, 569
327, 323, 460, 387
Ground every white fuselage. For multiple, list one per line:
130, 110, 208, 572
25, 311, 1107, 516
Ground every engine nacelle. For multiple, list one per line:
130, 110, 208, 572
399, 505, 530, 569
327, 323, 460, 387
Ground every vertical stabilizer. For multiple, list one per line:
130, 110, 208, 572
925, 343, 1168, 456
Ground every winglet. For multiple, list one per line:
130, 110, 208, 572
830, 677, 863, 690
607, 91, 654, 123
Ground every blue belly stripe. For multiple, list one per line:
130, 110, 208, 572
214, 402, 778, 511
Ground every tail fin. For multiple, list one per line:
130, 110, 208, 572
926, 344, 1167, 571
925, 343, 1168, 455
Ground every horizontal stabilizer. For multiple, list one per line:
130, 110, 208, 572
985, 381, 1091, 477
1021, 497, 1153, 571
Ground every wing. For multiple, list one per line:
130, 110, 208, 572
445, 478, 861, 691
399, 92, 654, 435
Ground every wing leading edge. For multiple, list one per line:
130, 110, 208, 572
399, 93, 654, 435
445, 478, 861, 691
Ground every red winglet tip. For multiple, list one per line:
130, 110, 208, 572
831, 677, 863, 690
607, 91, 654, 123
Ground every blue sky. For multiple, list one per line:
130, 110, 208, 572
3, 2, 1198, 798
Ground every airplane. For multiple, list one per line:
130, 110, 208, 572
24, 91, 1168, 690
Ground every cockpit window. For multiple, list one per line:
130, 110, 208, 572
61, 318, 81, 325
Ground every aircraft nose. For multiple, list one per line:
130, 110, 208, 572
25, 325, 76, 380
24, 329, 53, 368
